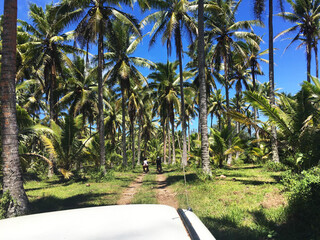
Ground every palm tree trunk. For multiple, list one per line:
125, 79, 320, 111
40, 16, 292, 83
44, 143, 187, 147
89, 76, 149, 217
251, 64, 260, 142
315, 43, 319, 79
163, 122, 167, 164
98, 31, 106, 173
224, 55, 232, 165
131, 121, 135, 168
167, 120, 171, 164
198, 0, 212, 175
0, 0, 29, 217
188, 119, 191, 154
121, 87, 128, 166
171, 115, 176, 164
137, 122, 142, 165
177, 26, 188, 167
48, 61, 57, 178
307, 40, 312, 82
269, 0, 280, 163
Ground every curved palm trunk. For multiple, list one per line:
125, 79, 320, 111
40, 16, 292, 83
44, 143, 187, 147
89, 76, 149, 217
121, 87, 128, 166
269, 0, 280, 163
177, 26, 188, 167
98, 31, 106, 173
1, 0, 29, 217
198, 0, 211, 175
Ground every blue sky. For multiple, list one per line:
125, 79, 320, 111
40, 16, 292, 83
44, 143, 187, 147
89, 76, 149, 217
0, 0, 313, 129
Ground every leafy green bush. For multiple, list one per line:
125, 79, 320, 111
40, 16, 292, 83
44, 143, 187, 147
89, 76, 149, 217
0, 191, 12, 219
282, 167, 320, 238
264, 161, 288, 172
88, 168, 115, 182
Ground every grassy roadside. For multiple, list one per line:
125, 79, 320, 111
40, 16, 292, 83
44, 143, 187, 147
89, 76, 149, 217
165, 165, 287, 240
24, 171, 140, 214
19, 164, 292, 239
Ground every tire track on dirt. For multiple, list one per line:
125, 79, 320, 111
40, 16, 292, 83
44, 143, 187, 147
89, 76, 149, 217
156, 174, 179, 209
117, 174, 145, 205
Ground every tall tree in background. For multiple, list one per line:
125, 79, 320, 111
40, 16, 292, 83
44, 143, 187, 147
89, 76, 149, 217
254, 0, 281, 163
275, 0, 320, 82
208, 0, 259, 164
104, 20, 151, 166
142, 0, 197, 166
0, 0, 29, 217
198, 0, 211, 175
63, 0, 140, 172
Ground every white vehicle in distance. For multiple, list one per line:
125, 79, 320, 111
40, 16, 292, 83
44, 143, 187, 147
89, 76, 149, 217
0, 204, 216, 240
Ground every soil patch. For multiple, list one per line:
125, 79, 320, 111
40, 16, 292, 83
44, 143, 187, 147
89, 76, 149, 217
117, 174, 145, 205
156, 174, 179, 209
261, 189, 287, 209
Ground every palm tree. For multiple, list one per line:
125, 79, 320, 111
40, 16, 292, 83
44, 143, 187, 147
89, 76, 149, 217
197, 0, 212, 175
57, 56, 98, 126
275, 0, 320, 82
61, 0, 141, 172
207, 0, 259, 164
19, 3, 79, 122
104, 20, 153, 166
208, 89, 226, 130
142, 0, 197, 166
0, 0, 29, 217
149, 61, 181, 164
254, 0, 283, 163
128, 87, 144, 168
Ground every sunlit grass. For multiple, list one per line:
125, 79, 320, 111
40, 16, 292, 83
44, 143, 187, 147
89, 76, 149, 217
165, 164, 287, 240
24, 171, 139, 213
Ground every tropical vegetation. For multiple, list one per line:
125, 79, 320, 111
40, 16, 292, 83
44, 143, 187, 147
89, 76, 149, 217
1, 0, 320, 238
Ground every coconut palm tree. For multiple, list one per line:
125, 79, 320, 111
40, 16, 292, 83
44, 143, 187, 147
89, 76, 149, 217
142, 0, 197, 166
0, 0, 29, 217
104, 20, 153, 166
149, 61, 181, 164
19, 3, 79, 122
61, 0, 141, 172
254, 0, 283, 163
208, 89, 226, 130
198, 0, 212, 176
275, 0, 320, 82
207, 0, 259, 164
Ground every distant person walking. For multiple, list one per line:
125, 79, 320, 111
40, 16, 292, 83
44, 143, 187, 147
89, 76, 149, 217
156, 156, 162, 173
143, 158, 149, 173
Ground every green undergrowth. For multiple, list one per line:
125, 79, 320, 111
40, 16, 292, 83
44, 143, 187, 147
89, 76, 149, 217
24, 171, 139, 214
165, 164, 288, 240
131, 173, 157, 204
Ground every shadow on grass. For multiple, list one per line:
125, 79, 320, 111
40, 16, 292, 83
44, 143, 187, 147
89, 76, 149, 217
29, 192, 116, 214
203, 208, 296, 240
231, 179, 278, 186
203, 216, 261, 240
228, 165, 263, 170
166, 173, 199, 186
